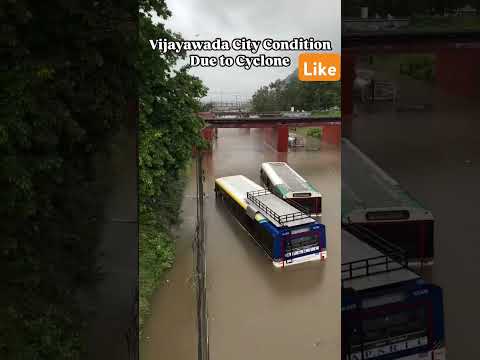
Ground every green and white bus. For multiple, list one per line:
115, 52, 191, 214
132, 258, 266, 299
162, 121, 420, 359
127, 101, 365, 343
342, 138, 434, 266
260, 162, 322, 216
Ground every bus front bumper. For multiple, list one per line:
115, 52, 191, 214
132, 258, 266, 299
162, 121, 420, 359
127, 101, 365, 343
273, 250, 327, 268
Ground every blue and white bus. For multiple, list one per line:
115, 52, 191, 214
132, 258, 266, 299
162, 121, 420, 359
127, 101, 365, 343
215, 175, 327, 267
260, 162, 323, 216
342, 224, 445, 360
342, 138, 434, 266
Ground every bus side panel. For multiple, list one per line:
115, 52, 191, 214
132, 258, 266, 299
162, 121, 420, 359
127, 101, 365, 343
316, 197, 322, 216
253, 221, 276, 258
319, 224, 327, 251
260, 168, 271, 189
216, 183, 276, 258
428, 284, 445, 345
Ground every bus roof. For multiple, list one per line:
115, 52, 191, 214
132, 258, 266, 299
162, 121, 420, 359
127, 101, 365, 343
215, 175, 263, 209
342, 138, 433, 222
215, 175, 315, 228
262, 162, 320, 195
342, 228, 420, 291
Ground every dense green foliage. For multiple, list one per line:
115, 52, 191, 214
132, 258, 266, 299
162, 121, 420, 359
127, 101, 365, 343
1, 1, 135, 358
306, 128, 323, 139
399, 55, 436, 81
138, 1, 207, 337
251, 72, 340, 112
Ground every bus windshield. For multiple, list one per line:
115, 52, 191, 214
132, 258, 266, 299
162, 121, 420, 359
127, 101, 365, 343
284, 232, 320, 258
289, 233, 318, 248
347, 305, 429, 359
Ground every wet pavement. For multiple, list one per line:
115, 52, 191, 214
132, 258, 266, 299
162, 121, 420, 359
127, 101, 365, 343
146, 128, 341, 360
350, 57, 480, 359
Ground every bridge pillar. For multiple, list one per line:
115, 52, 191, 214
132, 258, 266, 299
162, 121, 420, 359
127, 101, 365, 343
341, 53, 356, 140
264, 126, 289, 152
322, 124, 341, 145
277, 126, 289, 152
436, 48, 480, 97
201, 127, 215, 150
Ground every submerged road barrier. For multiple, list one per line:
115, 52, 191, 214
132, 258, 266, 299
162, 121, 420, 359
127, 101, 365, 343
195, 153, 209, 360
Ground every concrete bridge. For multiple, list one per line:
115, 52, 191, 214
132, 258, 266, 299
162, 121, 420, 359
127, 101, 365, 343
342, 31, 480, 138
198, 112, 341, 152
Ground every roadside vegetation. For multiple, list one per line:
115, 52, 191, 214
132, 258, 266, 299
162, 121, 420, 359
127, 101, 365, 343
1, 2, 135, 358
373, 54, 436, 82
305, 128, 324, 139
399, 55, 436, 82
410, 14, 480, 31
312, 108, 341, 117
138, 0, 207, 338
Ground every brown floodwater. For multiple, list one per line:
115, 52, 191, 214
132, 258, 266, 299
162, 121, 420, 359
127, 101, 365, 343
144, 164, 198, 360
145, 128, 341, 360
351, 57, 480, 359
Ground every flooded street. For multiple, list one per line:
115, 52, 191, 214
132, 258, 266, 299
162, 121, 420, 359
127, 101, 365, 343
205, 129, 340, 360
145, 166, 198, 360
146, 128, 341, 360
350, 61, 480, 359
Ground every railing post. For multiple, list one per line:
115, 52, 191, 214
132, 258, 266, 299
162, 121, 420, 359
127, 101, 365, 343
196, 153, 209, 360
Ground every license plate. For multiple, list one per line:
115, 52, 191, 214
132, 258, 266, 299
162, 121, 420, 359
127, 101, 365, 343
285, 245, 319, 257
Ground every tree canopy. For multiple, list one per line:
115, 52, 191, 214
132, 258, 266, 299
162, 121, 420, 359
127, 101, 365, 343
138, 0, 207, 338
251, 71, 340, 112
1, 1, 136, 358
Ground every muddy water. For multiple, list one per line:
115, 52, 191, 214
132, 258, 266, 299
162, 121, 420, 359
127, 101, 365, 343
350, 59, 480, 359
205, 129, 341, 360
146, 128, 341, 360
144, 165, 198, 360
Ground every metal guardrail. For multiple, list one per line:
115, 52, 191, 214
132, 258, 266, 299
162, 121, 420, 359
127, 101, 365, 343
347, 224, 406, 255
246, 190, 310, 225
195, 154, 209, 360
342, 224, 409, 285
342, 254, 407, 282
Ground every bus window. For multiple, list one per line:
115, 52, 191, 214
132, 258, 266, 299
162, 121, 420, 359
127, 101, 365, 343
359, 307, 429, 352
289, 234, 317, 247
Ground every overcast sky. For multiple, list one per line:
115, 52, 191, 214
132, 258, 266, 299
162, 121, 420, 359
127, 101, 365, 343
161, 0, 341, 101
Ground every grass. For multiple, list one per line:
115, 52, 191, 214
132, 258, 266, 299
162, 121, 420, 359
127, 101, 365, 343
139, 164, 190, 341
294, 127, 323, 138
371, 54, 436, 82
139, 223, 175, 337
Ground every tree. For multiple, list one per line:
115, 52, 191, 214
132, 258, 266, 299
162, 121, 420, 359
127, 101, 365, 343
138, 0, 207, 337
1, 1, 136, 358
251, 71, 340, 112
